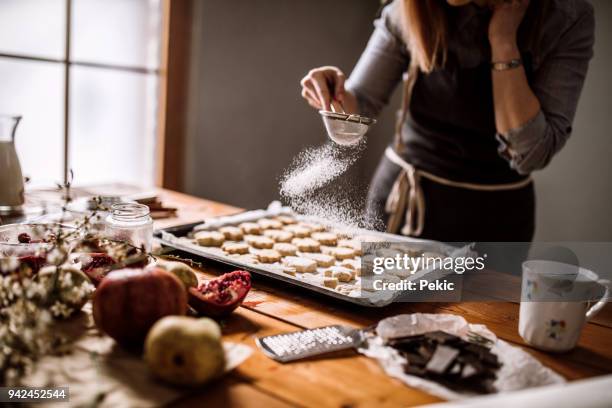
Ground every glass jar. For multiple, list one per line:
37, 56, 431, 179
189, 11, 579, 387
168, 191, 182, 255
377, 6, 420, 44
105, 203, 153, 252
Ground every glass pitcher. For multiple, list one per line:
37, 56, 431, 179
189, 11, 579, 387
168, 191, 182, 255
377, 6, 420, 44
0, 115, 25, 214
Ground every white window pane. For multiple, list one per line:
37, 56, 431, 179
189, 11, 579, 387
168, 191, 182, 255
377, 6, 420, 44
0, 59, 64, 187
69, 67, 158, 187
0, 0, 66, 59
72, 0, 161, 69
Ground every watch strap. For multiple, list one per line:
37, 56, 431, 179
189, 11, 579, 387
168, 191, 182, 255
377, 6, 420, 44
491, 59, 523, 71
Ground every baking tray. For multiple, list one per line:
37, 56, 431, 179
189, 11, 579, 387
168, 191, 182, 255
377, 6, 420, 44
155, 202, 470, 307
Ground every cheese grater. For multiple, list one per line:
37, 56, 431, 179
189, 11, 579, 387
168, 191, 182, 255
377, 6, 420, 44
255, 325, 366, 363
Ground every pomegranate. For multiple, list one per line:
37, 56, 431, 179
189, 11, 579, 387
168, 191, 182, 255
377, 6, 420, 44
18, 255, 47, 274
188, 270, 251, 317
93, 267, 187, 347
80, 253, 117, 286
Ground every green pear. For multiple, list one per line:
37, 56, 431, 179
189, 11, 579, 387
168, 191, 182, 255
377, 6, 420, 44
144, 316, 225, 386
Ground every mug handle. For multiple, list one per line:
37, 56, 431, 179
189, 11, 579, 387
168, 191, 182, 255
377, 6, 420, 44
586, 279, 611, 320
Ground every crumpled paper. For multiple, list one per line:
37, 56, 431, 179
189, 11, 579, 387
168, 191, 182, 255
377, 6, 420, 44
21, 306, 252, 408
358, 313, 565, 401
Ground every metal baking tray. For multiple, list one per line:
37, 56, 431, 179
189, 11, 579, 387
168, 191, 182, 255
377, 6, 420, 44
155, 202, 468, 307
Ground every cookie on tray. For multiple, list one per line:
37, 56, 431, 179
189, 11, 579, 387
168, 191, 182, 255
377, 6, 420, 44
273, 242, 298, 256
282, 256, 317, 273
340, 258, 362, 276
337, 239, 362, 256
310, 232, 338, 246
301, 252, 335, 267
239, 222, 262, 235
323, 277, 339, 289
219, 226, 243, 241
258, 218, 283, 230
276, 215, 297, 225
323, 266, 354, 282
291, 237, 320, 253
222, 242, 250, 255
263, 229, 294, 243
194, 231, 225, 247
283, 224, 311, 238
299, 222, 326, 232
321, 246, 355, 260
245, 235, 275, 249
256, 249, 282, 263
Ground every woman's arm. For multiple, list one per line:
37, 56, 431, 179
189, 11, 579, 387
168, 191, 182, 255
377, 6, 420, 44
490, 0, 595, 174
300, 1, 409, 117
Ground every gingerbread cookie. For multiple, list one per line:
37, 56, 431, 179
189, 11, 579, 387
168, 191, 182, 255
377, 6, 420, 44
311, 232, 338, 246
263, 229, 294, 243
323, 266, 354, 282
283, 224, 311, 238
222, 242, 250, 255
273, 242, 298, 256
194, 231, 225, 247
276, 215, 297, 225
282, 256, 317, 273
321, 246, 355, 260
239, 222, 262, 235
258, 218, 283, 230
299, 222, 325, 232
245, 235, 274, 249
291, 237, 320, 253
256, 249, 282, 263
323, 277, 339, 289
219, 226, 243, 241
340, 258, 362, 276
301, 252, 335, 267
337, 239, 362, 256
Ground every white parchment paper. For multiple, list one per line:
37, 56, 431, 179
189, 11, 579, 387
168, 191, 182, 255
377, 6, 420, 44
358, 313, 565, 401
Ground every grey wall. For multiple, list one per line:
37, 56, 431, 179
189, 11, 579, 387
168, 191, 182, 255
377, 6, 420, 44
184, 0, 395, 212
532, 0, 612, 240
184, 0, 611, 241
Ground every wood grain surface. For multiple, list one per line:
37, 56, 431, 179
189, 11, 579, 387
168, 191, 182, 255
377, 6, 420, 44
154, 188, 612, 407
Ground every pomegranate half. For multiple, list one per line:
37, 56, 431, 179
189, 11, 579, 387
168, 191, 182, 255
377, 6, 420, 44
188, 270, 251, 317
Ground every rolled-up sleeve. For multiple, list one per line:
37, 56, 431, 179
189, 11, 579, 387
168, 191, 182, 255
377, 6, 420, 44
345, 0, 410, 118
498, 4, 595, 175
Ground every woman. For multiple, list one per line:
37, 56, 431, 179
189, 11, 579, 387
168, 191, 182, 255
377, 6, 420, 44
300, 0, 594, 242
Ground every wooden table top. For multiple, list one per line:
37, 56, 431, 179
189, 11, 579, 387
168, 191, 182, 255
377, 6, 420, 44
21, 186, 611, 407
145, 188, 612, 408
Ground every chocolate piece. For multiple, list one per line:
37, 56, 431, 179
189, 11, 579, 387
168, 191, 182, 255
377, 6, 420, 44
387, 330, 502, 394
426, 345, 459, 374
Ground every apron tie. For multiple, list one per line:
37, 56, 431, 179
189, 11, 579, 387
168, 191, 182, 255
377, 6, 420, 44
383, 147, 533, 237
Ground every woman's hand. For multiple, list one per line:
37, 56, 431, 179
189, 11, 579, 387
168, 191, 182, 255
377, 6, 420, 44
300, 66, 355, 112
488, 0, 530, 59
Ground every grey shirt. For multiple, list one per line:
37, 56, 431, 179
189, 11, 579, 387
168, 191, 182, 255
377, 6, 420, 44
346, 0, 595, 180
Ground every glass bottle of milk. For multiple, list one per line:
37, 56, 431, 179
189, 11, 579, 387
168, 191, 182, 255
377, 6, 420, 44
0, 115, 25, 214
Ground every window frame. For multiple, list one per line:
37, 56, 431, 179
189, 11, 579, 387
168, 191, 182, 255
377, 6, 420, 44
0, 0, 164, 186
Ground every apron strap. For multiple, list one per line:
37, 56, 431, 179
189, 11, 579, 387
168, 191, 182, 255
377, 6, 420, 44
383, 147, 533, 236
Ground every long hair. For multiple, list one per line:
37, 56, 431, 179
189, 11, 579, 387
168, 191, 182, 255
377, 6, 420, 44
399, 0, 448, 73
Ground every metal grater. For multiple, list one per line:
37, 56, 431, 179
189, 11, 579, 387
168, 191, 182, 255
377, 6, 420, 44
255, 325, 365, 363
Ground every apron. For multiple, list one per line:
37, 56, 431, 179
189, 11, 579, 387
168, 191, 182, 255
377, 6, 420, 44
366, 8, 537, 242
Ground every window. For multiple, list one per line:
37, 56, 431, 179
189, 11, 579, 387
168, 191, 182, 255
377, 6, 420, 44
0, 0, 162, 188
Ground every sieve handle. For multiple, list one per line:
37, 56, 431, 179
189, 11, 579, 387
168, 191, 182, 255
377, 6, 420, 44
330, 99, 346, 114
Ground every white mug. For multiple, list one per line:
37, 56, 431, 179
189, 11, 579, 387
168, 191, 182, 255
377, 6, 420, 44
519, 260, 610, 352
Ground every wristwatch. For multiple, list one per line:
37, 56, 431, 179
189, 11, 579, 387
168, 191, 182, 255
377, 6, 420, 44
491, 59, 523, 71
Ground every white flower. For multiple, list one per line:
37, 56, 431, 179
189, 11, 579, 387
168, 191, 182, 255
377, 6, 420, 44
49, 301, 72, 319
46, 248, 66, 265
0, 257, 19, 273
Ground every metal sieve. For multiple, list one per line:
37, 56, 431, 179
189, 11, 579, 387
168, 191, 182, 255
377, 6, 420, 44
319, 103, 376, 146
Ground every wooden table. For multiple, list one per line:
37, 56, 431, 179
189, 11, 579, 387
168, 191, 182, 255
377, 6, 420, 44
141, 188, 612, 408
19, 187, 612, 407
